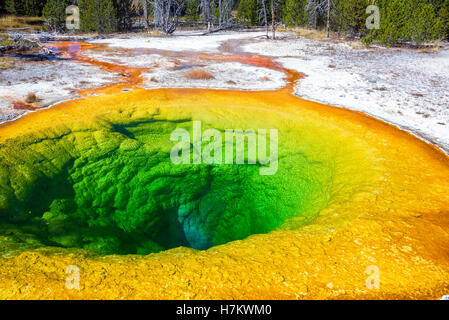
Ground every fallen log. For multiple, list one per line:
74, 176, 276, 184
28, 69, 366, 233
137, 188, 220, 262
0, 35, 55, 57
201, 24, 245, 35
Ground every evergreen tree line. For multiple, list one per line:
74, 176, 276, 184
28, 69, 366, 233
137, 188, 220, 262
1, 0, 45, 16
0, 0, 448, 45
237, 0, 449, 44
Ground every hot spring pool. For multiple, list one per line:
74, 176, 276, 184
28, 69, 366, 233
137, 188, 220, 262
1, 88, 448, 299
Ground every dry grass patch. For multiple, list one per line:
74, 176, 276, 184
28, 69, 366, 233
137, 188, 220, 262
0, 15, 43, 32
145, 29, 165, 37
0, 57, 14, 69
416, 43, 441, 53
293, 27, 328, 41
0, 38, 13, 46
184, 70, 215, 80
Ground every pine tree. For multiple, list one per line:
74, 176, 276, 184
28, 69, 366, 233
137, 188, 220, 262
5, 0, 25, 15
114, 0, 133, 31
363, 0, 443, 46
4, 0, 43, 16
24, 0, 45, 16
335, 0, 371, 37
42, 0, 73, 32
131, 0, 150, 31
79, 0, 98, 32
413, 3, 443, 44
237, 0, 259, 26
79, 0, 117, 33
438, 0, 449, 39
98, 0, 117, 33
283, 0, 306, 27
186, 0, 200, 21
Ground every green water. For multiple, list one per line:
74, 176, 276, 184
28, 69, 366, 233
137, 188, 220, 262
0, 116, 333, 255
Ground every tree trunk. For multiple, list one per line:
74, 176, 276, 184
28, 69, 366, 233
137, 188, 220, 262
143, 0, 150, 31
218, 0, 222, 27
326, 0, 330, 38
271, 0, 275, 40
202, 0, 211, 31
261, 0, 269, 38
313, 0, 317, 30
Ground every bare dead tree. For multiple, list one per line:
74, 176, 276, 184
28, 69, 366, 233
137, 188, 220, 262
200, 0, 241, 34
306, 0, 323, 30
218, 0, 234, 27
132, 0, 151, 31
151, 0, 186, 34
326, 0, 330, 38
307, 0, 334, 32
271, 0, 275, 39
199, 0, 212, 31
257, 0, 279, 40
226, 0, 234, 25
258, 0, 269, 38
218, 0, 222, 27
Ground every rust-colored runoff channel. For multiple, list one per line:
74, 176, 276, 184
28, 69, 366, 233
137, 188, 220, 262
46, 38, 303, 97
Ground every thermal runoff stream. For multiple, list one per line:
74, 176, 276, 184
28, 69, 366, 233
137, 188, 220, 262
0, 39, 449, 299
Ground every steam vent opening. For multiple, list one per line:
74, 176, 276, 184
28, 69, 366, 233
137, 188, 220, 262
0, 91, 375, 256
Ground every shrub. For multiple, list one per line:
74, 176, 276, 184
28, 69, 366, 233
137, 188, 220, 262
25, 92, 38, 104
185, 0, 200, 22
5, 0, 44, 16
362, 0, 443, 46
42, 0, 73, 32
79, 0, 117, 33
283, 0, 307, 27
335, 0, 371, 37
5, 0, 25, 15
237, 0, 259, 26
113, 0, 133, 32
24, 0, 45, 16
184, 70, 215, 80
439, 0, 449, 39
